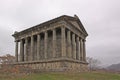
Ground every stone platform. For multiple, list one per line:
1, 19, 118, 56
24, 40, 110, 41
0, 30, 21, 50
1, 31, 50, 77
14, 58, 88, 72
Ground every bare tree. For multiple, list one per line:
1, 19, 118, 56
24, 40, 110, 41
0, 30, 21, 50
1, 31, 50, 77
0, 54, 15, 65
87, 57, 101, 71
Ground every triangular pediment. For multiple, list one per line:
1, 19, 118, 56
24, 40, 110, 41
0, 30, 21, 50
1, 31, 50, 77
64, 18, 88, 36
69, 20, 82, 31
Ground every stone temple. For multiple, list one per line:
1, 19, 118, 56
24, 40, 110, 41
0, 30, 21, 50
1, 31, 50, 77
12, 15, 88, 72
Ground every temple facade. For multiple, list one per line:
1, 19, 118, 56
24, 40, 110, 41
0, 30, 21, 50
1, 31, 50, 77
12, 15, 88, 72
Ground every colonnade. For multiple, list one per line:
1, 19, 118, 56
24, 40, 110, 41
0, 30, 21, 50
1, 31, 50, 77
15, 27, 86, 62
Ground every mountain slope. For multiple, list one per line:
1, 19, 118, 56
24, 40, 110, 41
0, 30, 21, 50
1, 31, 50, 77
107, 63, 120, 71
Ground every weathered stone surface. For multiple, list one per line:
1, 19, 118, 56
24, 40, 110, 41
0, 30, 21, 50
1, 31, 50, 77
14, 59, 88, 72
12, 15, 88, 72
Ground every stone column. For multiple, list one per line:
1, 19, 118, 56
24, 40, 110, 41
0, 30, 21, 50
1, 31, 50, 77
44, 32, 48, 59
37, 34, 40, 60
25, 38, 28, 61
67, 30, 72, 58
72, 34, 76, 59
31, 36, 34, 61
83, 40, 86, 62
76, 36, 80, 60
20, 39, 24, 62
15, 41, 18, 62
53, 29, 56, 58
61, 27, 66, 57
80, 38, 83, 61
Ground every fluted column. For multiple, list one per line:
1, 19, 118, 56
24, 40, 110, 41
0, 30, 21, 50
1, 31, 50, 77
15, 41, 18, 62
76, 37, 80, 60
80, 38, 83, 61
31, 36, 34, 61
83, 40, 86, 62
61, 27, 66, 57
44, 32, 48, 59
67, 30, 72, 58
53, 29, 56, 58
72, 34, 76, 59
37, 34, 40, 60
25, 38, 28, 61
20, 39, 24, 62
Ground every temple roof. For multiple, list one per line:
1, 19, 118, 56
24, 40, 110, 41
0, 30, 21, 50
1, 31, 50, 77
12, 15, 88, 37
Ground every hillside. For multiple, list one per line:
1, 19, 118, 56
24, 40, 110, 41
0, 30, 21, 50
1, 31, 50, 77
107, 63, 120, 71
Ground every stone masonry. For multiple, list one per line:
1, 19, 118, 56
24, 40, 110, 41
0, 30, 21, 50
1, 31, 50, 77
12, 15, 88, 72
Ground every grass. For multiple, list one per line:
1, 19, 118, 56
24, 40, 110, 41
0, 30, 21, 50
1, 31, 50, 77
0, 72, 120, 80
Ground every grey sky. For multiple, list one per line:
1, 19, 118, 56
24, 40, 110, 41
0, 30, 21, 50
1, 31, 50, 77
0, 0, 120, 67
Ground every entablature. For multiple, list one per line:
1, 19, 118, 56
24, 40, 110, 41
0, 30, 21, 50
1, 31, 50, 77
13, 21, 65, 41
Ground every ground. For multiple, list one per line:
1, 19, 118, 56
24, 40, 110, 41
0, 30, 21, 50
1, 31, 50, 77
0, 71, 120, 80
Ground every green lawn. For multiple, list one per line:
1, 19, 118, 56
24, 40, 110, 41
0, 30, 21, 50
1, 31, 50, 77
1, 72, 120, 80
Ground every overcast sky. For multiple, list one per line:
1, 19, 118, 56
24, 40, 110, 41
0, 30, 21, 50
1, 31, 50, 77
0, 0, 120, 67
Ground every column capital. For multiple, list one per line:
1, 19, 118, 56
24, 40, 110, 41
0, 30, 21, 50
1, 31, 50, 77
76, 36, 79, 41
79, 37, 82, 39
72, 34, 75, 42
61, 26, 65, 31
25, 37, 28, 42
61, 25, 65, 28
15, 40, 19, 42
44, 30, 48, 33
25, 36, 28, 39
15, 40, 18, 43
52, 28, 56, 31
83, 39, 86, 42
31, 35, 34, 37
